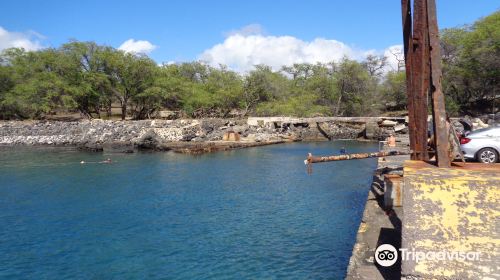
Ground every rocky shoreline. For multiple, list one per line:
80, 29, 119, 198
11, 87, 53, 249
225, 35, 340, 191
0, 117, 404, 154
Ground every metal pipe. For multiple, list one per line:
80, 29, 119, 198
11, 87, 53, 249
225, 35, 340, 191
305, 151, 411, 164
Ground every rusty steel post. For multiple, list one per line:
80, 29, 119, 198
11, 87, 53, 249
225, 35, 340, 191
427, 0, 451, 167
401, 0, 450, 167
411, 0, 430, 161
401, 0, 417, 160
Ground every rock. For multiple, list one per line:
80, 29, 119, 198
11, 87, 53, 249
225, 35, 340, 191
365, 121, 389, 140
201, 119, 226, 130
103, 141, 135, 153
380, 120, 398, 127
472, 118, 489, 129
157, 110, 177, 119
79, 142, 103, 152
137, 130, 159, 150
231, 125, 247, 133
0, 118, 405, 151
364, 121, 378, 139
191, 136, 206, 142
394, 123, 406, 132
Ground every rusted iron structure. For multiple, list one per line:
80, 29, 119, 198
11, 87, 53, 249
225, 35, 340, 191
402, 0, 450, 167
306, 0, 451, 168
306, 151, 410, 164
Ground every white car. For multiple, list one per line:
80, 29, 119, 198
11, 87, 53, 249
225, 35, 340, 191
460, 126, 500, 163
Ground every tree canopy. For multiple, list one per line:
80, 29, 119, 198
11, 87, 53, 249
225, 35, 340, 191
441, 11, 499, 115
0, 11, 498, 120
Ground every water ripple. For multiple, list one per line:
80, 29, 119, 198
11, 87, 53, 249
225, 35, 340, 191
0, 141, 377, 279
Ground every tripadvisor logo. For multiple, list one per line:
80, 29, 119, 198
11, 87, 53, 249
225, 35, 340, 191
374, 244, 482, 267
375, 244, 398, 267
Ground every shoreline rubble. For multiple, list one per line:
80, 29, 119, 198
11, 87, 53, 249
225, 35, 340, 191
0, 117, 407, 154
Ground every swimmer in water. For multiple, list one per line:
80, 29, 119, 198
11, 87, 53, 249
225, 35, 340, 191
101, 158, 112, 164
80, 160, 85, 164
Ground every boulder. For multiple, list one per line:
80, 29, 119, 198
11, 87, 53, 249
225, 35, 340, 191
137, 129, 159, 150
380, 120, 398, 127
365, 121, 379, 139
394, 123, 407, 132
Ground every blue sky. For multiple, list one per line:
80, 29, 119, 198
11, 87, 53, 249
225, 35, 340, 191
0, 0, 498, 71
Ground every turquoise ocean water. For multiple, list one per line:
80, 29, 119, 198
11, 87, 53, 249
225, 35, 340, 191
0, 141, 378, 279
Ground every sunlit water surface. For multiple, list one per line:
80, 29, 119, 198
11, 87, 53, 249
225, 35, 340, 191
0, 141, 377, 279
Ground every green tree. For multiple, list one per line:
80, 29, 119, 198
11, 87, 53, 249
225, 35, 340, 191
1, 48, 77, 119
101, 50, 157, 120
60, 41, 112, 118
243, 65, 288, 115
304, 62, 337, 110
441, 11, 500, 115
0, 64, 16, 119
333, 58, 374, 116
382, 71, 407, 111
203, 65, 244, 117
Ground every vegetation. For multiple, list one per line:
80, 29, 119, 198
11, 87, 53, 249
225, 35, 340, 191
441, 11, 499, 116
0, 11, 498, 120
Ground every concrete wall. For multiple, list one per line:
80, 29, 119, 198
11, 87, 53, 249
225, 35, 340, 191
247, 116, 404, 126
402, 161, 500, 279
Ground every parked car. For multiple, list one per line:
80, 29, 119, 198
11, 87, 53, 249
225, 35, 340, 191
460, 126, 500, 163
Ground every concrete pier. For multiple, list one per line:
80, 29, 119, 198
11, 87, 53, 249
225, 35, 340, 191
346, 135, 409, 279
402, 161, 500, 279
346, 134, 500, 279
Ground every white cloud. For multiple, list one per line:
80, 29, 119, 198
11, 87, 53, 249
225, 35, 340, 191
118, 39, 157, 54
0, 26, 44, 52
200, 34, 364, 73
200, 25, 406, 74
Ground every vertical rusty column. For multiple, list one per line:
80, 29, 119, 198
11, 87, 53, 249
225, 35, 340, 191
401, 0, 417, 159
427, 0, 450, 167
401, 0, 450, 166
410, 0, 430, 160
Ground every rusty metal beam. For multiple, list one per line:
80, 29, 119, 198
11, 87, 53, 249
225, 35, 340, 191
401, 0, 417, 160
410, 0, 431, 161
427, 0, 451, 167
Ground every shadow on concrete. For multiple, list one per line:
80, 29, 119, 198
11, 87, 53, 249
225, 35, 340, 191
370, 167, 403, 279
369, 175, 385, 208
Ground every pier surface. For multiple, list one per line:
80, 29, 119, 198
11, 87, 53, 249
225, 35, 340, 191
346, 136, 409, 279
402, 160, 500, 279
347, 134, 500, 279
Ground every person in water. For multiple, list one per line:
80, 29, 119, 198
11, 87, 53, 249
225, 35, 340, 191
339, 147, 346, 155
80, 158, 112, 164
